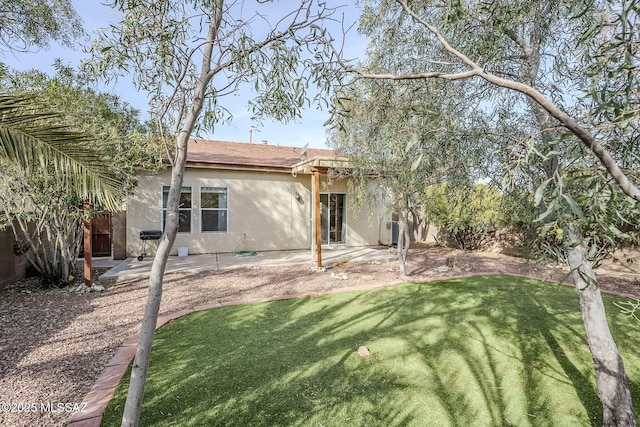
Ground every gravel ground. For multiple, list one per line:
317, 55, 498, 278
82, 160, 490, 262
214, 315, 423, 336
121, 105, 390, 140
0, 247, 638, 427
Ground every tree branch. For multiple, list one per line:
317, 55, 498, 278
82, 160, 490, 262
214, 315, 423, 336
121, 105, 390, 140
365, 0, 640, 202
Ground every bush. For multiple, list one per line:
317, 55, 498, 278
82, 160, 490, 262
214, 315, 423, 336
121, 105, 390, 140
423, 184, 525, 250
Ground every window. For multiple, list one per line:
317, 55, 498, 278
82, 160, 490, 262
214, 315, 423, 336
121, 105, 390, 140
201, 187, 228, 232
162, 186, 192, 233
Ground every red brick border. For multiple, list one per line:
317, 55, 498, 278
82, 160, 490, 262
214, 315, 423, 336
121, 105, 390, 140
66, 278, 405, 426
66, 272, 637, 426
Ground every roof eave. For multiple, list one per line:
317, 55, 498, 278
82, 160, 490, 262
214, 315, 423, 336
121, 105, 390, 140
185, 161, 293, 173
292, 156, 350, 174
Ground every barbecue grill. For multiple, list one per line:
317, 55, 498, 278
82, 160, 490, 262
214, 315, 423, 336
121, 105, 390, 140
138, 230, 162, 261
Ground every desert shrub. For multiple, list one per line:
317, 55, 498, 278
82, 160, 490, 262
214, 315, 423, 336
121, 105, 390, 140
423, 184, 526, 250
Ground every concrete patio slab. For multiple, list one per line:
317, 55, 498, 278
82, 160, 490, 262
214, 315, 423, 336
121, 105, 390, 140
98, 246, 396, 281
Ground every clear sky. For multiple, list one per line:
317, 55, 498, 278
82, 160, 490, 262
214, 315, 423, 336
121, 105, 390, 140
0, 0, 366, 149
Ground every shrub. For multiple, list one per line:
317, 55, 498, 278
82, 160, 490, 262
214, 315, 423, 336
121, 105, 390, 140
423, 184, 525, 250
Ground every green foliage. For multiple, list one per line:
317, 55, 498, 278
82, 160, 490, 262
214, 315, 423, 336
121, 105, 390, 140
0, 94, 124, 210
0, 0, 84, 53
85, 0, 344, 137
0, 66, 154, 286
531, 164, 639, 264
424, 183, 525, 250
329, 75, 483, 207
616, 297, 640, 322
0, 159, 88, 286
102, 275, 640, 426
580, 0, 640, 149
0, 64, 161, 193
425, 184, 507, 229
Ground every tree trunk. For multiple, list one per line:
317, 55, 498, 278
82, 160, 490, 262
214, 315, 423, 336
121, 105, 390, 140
397, 208, 410, 276
119, 136, 188, 427
119, 3, 222, 424
410, 207, 427, 242
565, 224, 636, 427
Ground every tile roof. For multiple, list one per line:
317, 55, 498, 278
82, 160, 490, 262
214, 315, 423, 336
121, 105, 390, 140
186, 139, 339, 170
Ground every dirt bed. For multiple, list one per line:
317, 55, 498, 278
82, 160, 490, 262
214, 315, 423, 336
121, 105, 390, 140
0, 247, 638, 427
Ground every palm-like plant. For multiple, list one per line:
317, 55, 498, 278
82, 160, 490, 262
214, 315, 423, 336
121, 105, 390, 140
0, 94, 125, 286
0, 94, 123, 210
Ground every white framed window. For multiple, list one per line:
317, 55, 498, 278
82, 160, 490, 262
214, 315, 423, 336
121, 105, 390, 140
320, 193, 346, 245
201, 187, 228, 232
162, 186, 192, 233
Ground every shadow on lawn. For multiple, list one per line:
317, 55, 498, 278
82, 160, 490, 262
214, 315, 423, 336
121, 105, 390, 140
102, 275, 640, 426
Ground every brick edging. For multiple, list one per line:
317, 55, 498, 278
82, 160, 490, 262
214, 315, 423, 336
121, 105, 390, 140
65, 272, 637, 426
65, 278, 405, 426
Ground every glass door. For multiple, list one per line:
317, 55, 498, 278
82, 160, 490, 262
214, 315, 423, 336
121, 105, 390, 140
320, 193, 346, 245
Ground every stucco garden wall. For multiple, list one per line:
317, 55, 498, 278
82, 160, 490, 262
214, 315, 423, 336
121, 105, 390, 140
0, 224, 27, 288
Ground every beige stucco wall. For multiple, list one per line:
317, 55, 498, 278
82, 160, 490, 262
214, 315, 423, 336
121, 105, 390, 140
320, 178, 393, 247
126, 167, 391, 257
0, 223, 28, 289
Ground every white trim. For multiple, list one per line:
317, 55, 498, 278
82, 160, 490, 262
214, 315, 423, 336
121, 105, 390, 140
319, 192, 347, 246
199, 185, 229, 233
162, 185, 193, 234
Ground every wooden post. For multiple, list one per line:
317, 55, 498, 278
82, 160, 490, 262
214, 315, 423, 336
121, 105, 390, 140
314, 169, 322, 268
84, 203, 92, 287
310, 171, 316, 263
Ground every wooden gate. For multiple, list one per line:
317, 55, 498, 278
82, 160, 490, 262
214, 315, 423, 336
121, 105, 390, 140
80, 212, 112, 257
91, 212, 111, 256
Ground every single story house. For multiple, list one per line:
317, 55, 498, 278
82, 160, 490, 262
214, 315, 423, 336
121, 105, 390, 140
124, 139, 393, 262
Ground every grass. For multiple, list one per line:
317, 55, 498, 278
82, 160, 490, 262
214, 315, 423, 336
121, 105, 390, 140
102, 275, 640, 426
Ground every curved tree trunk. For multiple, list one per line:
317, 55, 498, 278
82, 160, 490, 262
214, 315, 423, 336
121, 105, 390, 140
566, 224, 636, 427
120, 129, 191, 427
119, 5, 221, 424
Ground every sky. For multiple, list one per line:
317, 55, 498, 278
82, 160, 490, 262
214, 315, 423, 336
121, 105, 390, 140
0, 0, 367, 149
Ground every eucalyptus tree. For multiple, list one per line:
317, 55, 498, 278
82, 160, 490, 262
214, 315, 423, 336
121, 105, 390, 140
85, 1, 345, 425
339, 0, 639, 425
0, 0, 84, 53
330, 77, 483, 275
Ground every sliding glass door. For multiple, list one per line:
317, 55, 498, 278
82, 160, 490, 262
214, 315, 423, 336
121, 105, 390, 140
320, 193, 346, 245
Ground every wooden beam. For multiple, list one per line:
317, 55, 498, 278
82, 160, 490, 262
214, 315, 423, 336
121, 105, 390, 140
83, 203, 92, 287
313, 169, 322, 268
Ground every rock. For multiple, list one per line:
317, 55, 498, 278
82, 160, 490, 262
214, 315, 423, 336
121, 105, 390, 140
357, 346, 370, 357
73, 284, 106, 293
310, 266, 326, 273
436, 265, 451, 273
331, 272, 348, 280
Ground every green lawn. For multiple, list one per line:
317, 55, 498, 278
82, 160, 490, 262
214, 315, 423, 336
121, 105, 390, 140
102, 275, 640, 426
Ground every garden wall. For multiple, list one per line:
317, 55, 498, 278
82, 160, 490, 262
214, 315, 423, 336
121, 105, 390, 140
416, 222, 529, 257
112, 210, 127, 260
0, 224, 27, 289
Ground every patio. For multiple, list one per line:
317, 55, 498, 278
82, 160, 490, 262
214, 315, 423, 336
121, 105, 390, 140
96, 246, 397, 281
